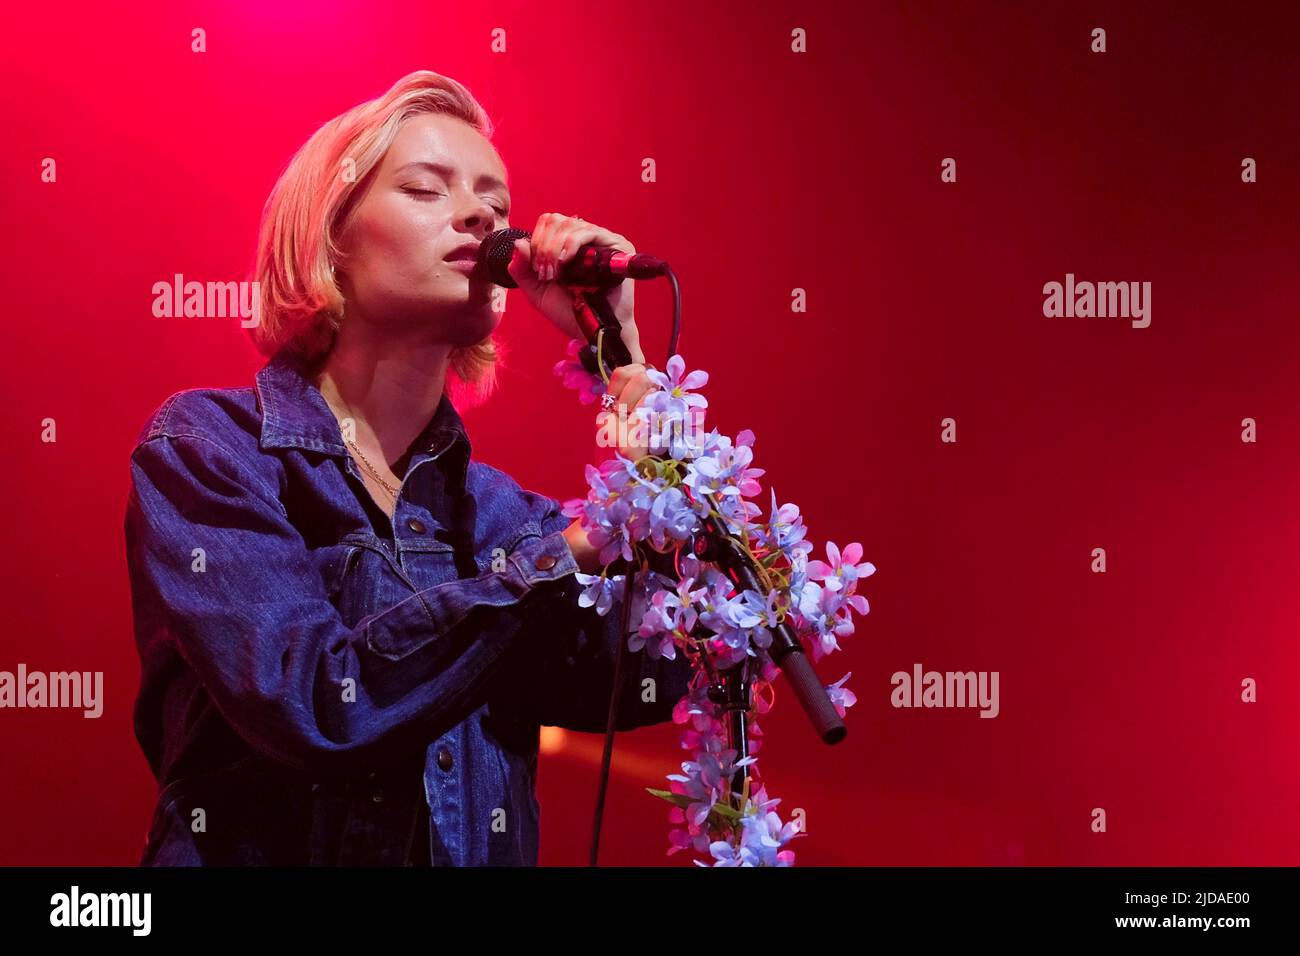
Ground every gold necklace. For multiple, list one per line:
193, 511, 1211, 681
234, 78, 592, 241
332, 393, 401, 500
345, 438, 401, 499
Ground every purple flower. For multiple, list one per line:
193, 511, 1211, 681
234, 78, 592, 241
672, 682, 718, 733
746, 784, 782, 817
715, 489, 764, 528
728, 590, 778, 652
786, 546, 810, 594
571, 455, 669, 566
575, 572, 625, 616
759, 489, 812, 558
693, 577, 740, 634
825, 672, 857, 718
692, 747, 756, 789
648, 485, 700, 549
645, 354, 708, 421
632, 587, 691, 660
636, 574, 699, 646
684, 431, 765, 501
737, 809, 800, 866
666, 825, 697, 857
644, 406, 708, 461
666, 757, 724, 829
552, 339, 606, 404
740, 588, 782, 630
794, 581, 848, 660
674, 685, 728, 755
806, 540, 875, 593
706, 838, 747, 867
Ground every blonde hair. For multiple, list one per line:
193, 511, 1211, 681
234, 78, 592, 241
250, 70, 504, 402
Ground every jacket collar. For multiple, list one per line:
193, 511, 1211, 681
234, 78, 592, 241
254, 350, 472, 492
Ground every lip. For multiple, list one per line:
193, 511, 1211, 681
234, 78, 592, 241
444, 243, 481, 263
445, 259, 480, 275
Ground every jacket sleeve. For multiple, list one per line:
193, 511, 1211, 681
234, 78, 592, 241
510, 496, 696, 733
125, 432, 581, 776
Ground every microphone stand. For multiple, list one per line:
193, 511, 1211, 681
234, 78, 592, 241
575, 287, 846, 820
480, 227, 846, 858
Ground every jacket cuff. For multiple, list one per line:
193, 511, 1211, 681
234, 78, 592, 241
506, 529, 581, 591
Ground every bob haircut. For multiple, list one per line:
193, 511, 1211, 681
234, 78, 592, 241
249, 70, 504, 403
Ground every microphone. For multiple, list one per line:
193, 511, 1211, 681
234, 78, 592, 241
478, 227, 668, 289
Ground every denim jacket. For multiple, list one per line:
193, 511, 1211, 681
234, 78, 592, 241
124, 349, 692, 866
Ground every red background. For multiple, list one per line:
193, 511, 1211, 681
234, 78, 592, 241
2, 1, 1297, 865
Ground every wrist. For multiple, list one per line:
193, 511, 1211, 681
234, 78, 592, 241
561, 517, 601, 575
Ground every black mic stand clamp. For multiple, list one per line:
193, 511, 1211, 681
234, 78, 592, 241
574, 289, 635, 378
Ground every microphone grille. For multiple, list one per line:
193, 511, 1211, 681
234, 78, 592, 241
480, 227, 530, 288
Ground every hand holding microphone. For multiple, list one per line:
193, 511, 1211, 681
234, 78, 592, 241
494, 212, 651, 364
493, 212, 662, 460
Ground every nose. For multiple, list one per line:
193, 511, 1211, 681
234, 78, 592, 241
456, 198, 503, 237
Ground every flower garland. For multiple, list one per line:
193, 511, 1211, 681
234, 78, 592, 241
554, 339, 873, 866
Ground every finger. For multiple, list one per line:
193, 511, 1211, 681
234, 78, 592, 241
546, 217, 589, 282
617, 377, 657, 416
619, 384, 656, 459
531, 213, 560, 281
609, 367, 652, 402
605, 364, 639, 394
555, 221, 602, 277
606, 363, 646, 396
553, 218, 627, 281
507, 237, 538, 287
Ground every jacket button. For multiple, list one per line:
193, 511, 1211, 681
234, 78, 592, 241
407, 518, 427, 534
437, 747, 454, 772
534, 554, 557, 571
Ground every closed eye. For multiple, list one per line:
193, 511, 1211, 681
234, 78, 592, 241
403, 187, 507, 217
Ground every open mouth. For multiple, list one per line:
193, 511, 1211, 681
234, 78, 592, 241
444, 244, 480, 263
445, 258, 481, 276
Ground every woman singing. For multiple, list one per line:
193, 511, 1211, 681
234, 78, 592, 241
124, 70, 691, 866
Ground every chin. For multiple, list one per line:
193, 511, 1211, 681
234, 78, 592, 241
446, 302, 501, 345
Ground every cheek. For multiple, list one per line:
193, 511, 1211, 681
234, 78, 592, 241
353, 198, 442, 278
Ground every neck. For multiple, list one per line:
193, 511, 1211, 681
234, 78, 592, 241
313, 318, 454, 469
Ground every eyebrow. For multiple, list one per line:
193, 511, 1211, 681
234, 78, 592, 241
394, 160, 509, 194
